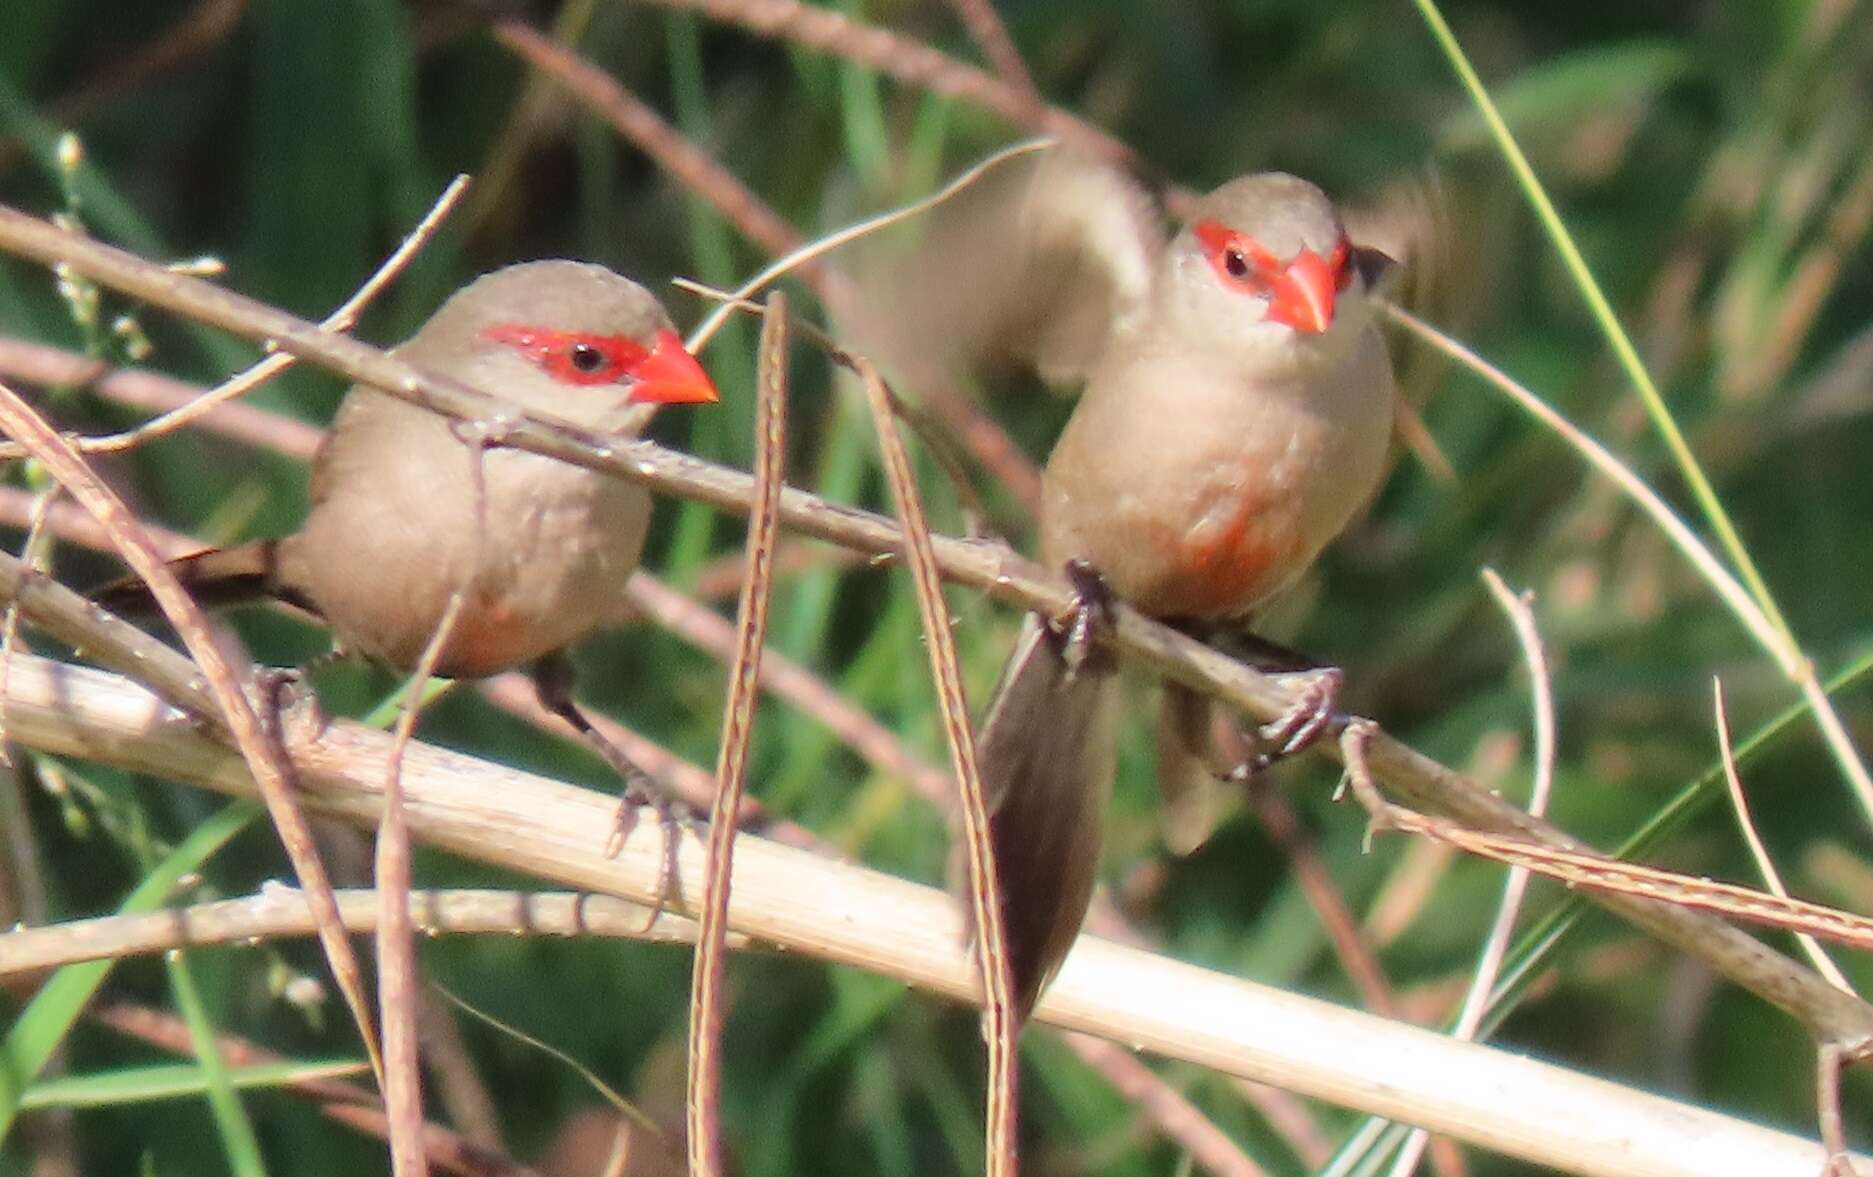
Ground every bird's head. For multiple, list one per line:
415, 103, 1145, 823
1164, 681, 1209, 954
1160, 173, 1394, 366
408, 260, 718, 428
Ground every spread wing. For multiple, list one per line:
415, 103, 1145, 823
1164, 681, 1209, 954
842, 149, 1164, 394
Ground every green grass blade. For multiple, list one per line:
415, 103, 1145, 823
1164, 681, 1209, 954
166, 953, 269, 1177
0, 798, 264, 1143
1409, 0, 1791, 641
19, 1059, 368, 1112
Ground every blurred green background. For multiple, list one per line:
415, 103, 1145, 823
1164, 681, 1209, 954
1, 0, 1871, 1174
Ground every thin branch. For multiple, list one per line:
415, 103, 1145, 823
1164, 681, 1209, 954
494, 22, 800, 262
1061, 1033, 1269, 1177
1714, 679, 1853, 992
0, 175, 468, 461
1339, 732, 1873, 954
847, 350, 1017, 1177
0, 334, 324, 459
0, 205, 1867, 1047
0, 650, 1858, 1177
941, 0, 1043, 113
0, 888, 705, 977
0, 377, 384, 1082
687, 293, 788, 1177
1389, 569, 1555, 1177
619, 0, 1135, 165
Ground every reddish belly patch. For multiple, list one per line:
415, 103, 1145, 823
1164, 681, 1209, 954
441, 599, 539, 677
1150, 490, 1300, 618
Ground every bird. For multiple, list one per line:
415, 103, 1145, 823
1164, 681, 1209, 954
93, 259, 718, 801
860, 153, 1401, 1020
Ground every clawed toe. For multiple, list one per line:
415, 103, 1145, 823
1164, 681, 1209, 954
1050, 558, 1119, 678
1225, 667, 1344, 782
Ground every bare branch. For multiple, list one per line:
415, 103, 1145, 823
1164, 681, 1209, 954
0, 649, 1858, 1177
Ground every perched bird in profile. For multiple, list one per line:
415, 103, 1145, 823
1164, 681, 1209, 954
859, 153, 1401, 1020
95, 260, 718, 792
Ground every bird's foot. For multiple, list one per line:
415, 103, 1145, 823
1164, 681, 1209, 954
250, 665, 328, 747
1049, 557, 1118, 680
1225, 666, 1344, 783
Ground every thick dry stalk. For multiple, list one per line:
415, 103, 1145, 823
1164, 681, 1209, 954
0, 651, 1859, 1177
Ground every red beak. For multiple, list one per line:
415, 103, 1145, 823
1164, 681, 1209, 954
1264, 249, 1336, 335
630, 330, 719, 404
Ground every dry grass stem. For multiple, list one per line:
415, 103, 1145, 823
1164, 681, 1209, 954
847, 350, 1018, 1177
1389, 570, 1556, 1177
374, 436, 487, 1177
687, 293, 789, 1177
80, 1000, 547, 1177
0, 377, 384, 1082
0, 485, 60, 761
1713, 678, 1855, 992
623, 0, 1134, 164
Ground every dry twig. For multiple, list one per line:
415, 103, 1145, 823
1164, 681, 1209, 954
846, 349, 1018, 1177
687, 293, 788, 1176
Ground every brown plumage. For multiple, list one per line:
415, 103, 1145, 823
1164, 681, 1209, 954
94, 260, 717, 680
895, 160, 1401, 1020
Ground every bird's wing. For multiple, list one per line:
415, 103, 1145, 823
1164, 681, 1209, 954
842, 149, 1164, 394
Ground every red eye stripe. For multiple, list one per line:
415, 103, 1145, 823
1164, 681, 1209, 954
1194, 220, 1355, 292
1193, 219, 1279, 293
480, 324, 650, 386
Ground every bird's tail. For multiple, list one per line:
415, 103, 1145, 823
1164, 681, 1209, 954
969, 613, 1117, 1022
90, 540, 311, 617
1156, 680, 1223, 855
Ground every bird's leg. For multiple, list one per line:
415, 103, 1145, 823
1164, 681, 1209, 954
1049, 557, 1120, 681
1195, 625, 1346, 782
528, 653, 687, 902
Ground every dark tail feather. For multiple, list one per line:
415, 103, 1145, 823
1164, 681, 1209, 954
969, 615, 1116, 1022
90, 540, 309, 617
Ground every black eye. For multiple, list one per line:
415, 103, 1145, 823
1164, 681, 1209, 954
1224, 249, 1249, 279
568, 343, 605, 373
